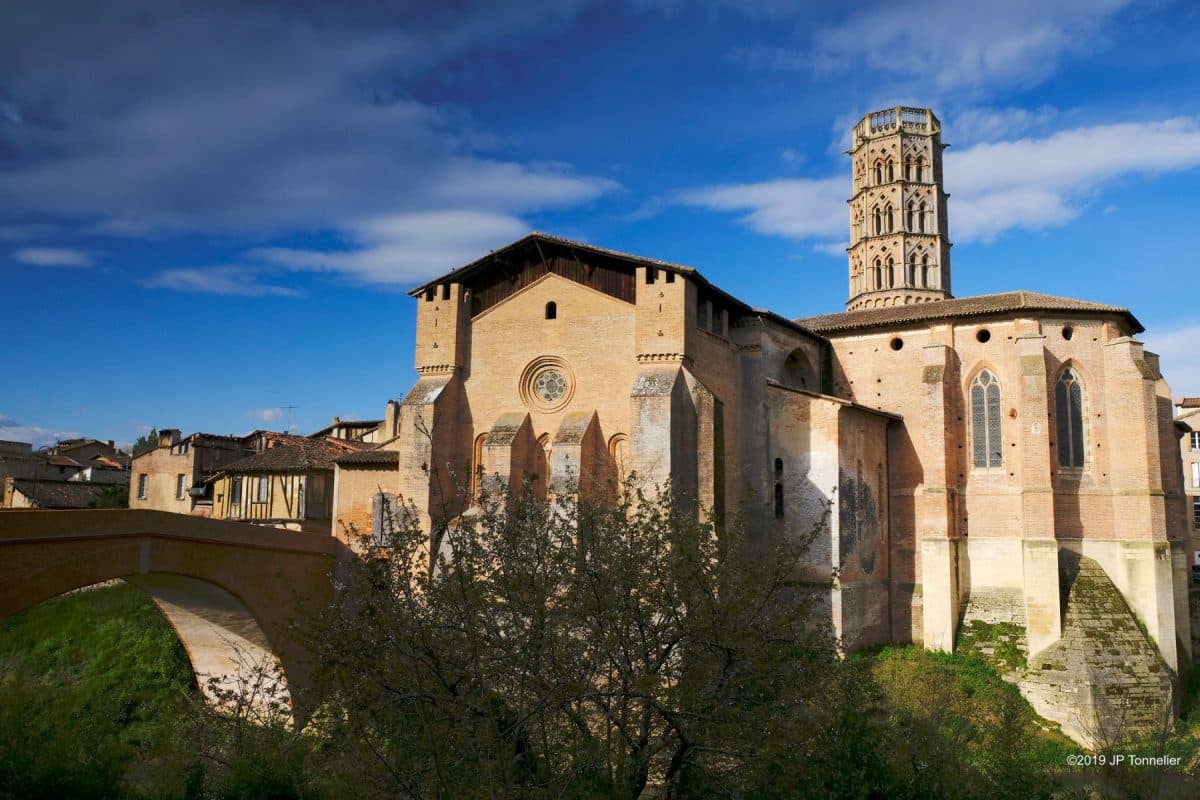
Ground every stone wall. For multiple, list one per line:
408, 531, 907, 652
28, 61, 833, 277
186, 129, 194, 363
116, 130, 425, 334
1019, 554, 1173, 749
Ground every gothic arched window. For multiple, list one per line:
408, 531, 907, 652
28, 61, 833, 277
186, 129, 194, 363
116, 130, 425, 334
916, 156, 927, 182
921, 254, 930, 287
874, 162, 884, 185
904, 158, 914, 181
886, 159, 894, 182
970, 370, 1003, 468
886, 257, 895, 288
872, 258, 882, 290
907, 201, 917, 231
885, 204, 894, 232
919, 201, 928, 233
1055, 368, 1086, 468
906, 256, 916, 286
873, 206, 882, 235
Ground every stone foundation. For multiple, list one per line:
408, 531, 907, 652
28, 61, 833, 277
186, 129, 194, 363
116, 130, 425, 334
1019, 554, 1173, 749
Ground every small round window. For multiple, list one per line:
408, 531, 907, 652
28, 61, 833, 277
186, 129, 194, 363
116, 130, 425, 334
534, 369, 567, 403
520, 357, 575, 412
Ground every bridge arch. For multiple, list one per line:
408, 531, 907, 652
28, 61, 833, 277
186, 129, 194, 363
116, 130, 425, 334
0, 509, 338, 720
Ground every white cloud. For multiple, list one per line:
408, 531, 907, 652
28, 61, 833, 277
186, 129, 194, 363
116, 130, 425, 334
1143, 324, 1200, 400
677, 116, 1200, 246
12, 246, 93, 267
947, 117, 1200, 242
807, 0, 1132, 92
253, 209, 532, 285
813, 241, 848, 257
141, 265, 300, 297
0, 1, 614, 290
248, 408, 285, 422
677, 177, 844, 239
945, 105, 1059, 144
147, 209, 532, 293
0, 414, 80, 450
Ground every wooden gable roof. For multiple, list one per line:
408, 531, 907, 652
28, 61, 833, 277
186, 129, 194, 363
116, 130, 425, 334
411, 233, 650, 318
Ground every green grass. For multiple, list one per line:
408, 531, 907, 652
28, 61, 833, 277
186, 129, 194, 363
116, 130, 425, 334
0, 581, 199, 799
867, 645, 1075, 772
955, 620, 1029, 674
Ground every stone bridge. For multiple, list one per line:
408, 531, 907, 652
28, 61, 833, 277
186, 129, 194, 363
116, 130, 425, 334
0, 510, 340, 718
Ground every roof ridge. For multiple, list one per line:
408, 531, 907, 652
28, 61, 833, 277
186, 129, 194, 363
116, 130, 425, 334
797, 290, 1141, 333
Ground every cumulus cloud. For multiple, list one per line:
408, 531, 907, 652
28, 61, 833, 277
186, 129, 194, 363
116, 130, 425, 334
677, 177, 844, 240
949, 117, 1200, 241
1143, 324, 1200, 399
11, 246, 93, 267
801, 0, 1131, 93
0, 414, 80, 450
0, 0, 613, 288
253, 209, 533, 285
678, 116, 1200, 246
146, 209, 534, 293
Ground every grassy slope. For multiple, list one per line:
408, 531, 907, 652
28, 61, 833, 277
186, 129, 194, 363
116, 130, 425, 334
0, 582, 198, 800
868, 645, 1075, 768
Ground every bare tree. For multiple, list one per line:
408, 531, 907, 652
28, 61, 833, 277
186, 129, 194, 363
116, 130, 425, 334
308, 475, 841, 798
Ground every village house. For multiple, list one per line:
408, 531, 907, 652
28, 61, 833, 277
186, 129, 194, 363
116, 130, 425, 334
129, 429, 262, 516
310, 415, 387, 443
210, 434, 371, 533
332, 401, 407, 542
1, 438, 130, 484
1177, 399, 1200, 583
1, 476, 117, 509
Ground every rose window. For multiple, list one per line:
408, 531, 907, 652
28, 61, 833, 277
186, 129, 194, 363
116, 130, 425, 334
520, 357, 574, 412
534, 369, 567, 403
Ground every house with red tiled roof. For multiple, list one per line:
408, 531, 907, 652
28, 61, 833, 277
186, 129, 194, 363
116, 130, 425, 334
208, 435, 372, 533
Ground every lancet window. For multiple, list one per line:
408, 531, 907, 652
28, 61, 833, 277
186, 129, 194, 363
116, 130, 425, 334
1055, 368, 1086, 468
971, 369, 1003, 468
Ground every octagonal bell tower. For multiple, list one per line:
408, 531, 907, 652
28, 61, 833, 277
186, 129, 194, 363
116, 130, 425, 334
846, 107, 952, 311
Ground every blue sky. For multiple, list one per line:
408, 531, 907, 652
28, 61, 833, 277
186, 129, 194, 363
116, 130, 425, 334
3, 0, 1199, 449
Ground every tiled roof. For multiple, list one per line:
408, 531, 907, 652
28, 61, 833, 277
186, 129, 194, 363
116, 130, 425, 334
91, 454, 130, 469
12, 480, 110, 508
335, 447, 401, 467
309, 419, 384, 438
213, 436, 371, 476
796, 291, 1142, 334
46, 455, 86, 468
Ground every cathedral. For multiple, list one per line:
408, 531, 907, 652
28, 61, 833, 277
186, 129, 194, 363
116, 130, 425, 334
331, 107, 1190, 746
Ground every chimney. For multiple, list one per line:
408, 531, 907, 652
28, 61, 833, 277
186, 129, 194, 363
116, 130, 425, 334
385, 400, 400, 437
158, 429, 181, 447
